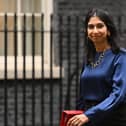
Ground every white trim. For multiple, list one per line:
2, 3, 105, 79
0, 56, 63, 79
0, 13, 44, 16
17, 0, 22, 56
41, 0, 53, 66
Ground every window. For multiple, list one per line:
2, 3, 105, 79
0, 0, 62, 79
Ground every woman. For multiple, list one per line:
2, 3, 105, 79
67, 8, 126, 126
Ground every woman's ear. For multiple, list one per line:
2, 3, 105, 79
107, 31, 110, 36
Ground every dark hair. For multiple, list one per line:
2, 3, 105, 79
84, 8, 120, 64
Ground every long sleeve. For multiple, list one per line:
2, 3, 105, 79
84, 52, 126, 124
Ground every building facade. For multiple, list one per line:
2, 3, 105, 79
0, 1, 126, 126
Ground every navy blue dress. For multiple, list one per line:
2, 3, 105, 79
77, 48, 126, 126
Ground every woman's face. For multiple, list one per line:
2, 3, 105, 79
87, 16, 109, 44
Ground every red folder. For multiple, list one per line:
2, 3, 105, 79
60, 110, 83, 126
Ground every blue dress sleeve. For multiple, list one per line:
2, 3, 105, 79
84, 52, 126, 123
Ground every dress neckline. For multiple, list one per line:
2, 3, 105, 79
90, 49, 112, 68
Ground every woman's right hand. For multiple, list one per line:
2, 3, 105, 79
66, 114, 89, 126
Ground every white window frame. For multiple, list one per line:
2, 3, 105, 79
0, 0, 63, 79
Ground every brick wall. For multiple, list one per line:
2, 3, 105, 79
56, 0, 125, 16
0, 79, 61, 126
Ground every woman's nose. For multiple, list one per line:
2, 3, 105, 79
93, 27, 98, 33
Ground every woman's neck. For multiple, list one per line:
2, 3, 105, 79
94, 42, 111, 52
96, 46, 111, 52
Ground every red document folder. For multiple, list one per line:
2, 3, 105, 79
60, 110, 83, 126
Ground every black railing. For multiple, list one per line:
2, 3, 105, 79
0, 13, 126, 126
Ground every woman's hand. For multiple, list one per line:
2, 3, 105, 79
66, 114, 89, 126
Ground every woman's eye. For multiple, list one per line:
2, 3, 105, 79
96, 23, 104, 28
88, 24, 94, 29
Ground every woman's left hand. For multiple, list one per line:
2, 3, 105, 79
66, 114, 89, 126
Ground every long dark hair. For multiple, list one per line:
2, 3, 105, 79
84, 8, 120, 64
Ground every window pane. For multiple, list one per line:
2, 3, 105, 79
22, 0, 41, 13
7, 0, 16, 12
0, 0, 16, 12
0, 0, 6, 12
0, 0, 54, 64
